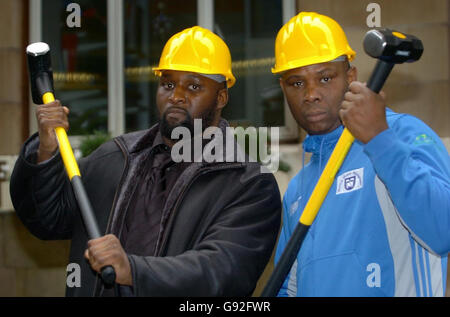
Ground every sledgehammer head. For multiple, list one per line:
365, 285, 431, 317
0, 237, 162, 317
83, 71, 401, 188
363, 28, 423, 64
26, 42, 54, 104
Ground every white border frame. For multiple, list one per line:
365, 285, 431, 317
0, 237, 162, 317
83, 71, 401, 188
196, 0, 298, 141
280, 0, 299, 141
198, 0, 214, 30
107, 0, 125, 137
29, 0, 298, 141
28, 0, 125, 139
28, 0, 41, 135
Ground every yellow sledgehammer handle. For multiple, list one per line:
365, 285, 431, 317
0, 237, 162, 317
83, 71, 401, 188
42, 92, 80, 180
262, 27, 423, 297
28, 42, 116, 288
261, 127, 355, 297
299, 128, 355, 225
41, 91, 116, 287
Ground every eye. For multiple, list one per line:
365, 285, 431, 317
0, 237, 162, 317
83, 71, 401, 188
293, 81, 304, 88
320, 75, 335, 84
189, 84, 201, 91
161, 82, 174, 89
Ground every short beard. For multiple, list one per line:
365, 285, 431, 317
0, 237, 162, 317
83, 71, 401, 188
159, 104, 218, 141
160, 107, 194, 141
201, 103, 218, 132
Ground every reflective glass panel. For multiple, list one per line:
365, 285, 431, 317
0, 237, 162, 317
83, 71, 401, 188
124, 0, 197, 132
42, 0, 108, 135
215, 0, 283, 128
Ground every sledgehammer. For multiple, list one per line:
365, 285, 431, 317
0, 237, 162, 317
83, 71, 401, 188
26, 42, 116, 289
261, 29, 423, 297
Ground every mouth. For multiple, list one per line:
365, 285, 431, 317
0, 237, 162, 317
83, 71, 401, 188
305, 111, 327, 123
164, 107, 188, 122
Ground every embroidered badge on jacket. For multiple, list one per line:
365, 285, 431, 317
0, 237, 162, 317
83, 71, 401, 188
336, 168, 364, 195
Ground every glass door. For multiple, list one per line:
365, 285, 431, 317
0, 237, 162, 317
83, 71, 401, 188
124, 0, 197, 133
41, 0, 108, 135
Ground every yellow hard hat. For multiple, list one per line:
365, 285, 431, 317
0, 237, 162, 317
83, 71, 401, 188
272, 12, 356, 74
153, 26, 236, 88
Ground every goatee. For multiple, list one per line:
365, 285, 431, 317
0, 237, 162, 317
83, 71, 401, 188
159, 105, 217, 141
160, 107, 194, 141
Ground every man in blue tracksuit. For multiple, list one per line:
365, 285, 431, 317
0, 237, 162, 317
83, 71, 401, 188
272, 12, 450, 296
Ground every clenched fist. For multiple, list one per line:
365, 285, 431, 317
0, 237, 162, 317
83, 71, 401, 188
339, 81, 388, 144
84, 234, 132, 286
35, 100, 69, 162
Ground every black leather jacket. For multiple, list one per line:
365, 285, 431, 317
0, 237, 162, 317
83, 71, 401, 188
10, 120, 281, 296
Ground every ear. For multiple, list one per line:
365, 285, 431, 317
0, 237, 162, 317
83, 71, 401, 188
346, 65, 358, 84
216, 87, 229, 110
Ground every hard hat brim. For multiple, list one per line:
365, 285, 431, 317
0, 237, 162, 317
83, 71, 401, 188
271, 51, 356, 74
153, 65, 235, 88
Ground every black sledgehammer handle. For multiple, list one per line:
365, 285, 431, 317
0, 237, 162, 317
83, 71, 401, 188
260, 59, 395, 298
366, 60, 395, 94
260, 223, 309, 297
26, 42, 116, 289
71, 177, 116, 288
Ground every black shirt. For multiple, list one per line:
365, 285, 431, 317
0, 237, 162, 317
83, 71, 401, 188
120, 132, 188, 256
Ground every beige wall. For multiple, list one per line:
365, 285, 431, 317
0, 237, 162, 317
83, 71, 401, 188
0, 0, 28, 155
0, 0, 69, 297
296, 0, 450, 139
0, 213, 69, 296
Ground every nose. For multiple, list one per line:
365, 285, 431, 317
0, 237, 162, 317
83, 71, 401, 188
304, 83, 321, 103
168, 86, 186, 105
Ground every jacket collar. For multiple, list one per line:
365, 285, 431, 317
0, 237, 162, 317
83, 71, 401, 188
127, 123, 160, 154
303, 125, 344, 155
124, 118, 242, 164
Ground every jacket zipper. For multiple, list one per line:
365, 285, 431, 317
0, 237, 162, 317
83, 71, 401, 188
93, 148, 242, 295
156, 162, 244, 256
93, 137, 130, 297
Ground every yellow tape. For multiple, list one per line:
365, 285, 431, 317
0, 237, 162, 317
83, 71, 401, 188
392, 31, 406, 39
42, 92, 80, 179
299, 128, 355, 225
42, 92, 55, 104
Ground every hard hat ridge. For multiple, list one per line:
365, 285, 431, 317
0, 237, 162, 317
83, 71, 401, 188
272, 12, 356, 74
154, 26, 236, 88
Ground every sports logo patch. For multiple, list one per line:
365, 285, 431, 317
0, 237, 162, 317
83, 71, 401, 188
336, 168, 364, 195
289, 195, 302, 216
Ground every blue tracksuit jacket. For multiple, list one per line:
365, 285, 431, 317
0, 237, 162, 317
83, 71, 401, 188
276, 109, 450, 296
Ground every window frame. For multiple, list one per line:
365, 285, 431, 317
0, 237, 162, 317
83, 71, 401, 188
29, 0, 298, 143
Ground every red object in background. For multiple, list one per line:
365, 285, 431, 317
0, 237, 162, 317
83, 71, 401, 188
62, 33, 78, 72
83, 7, 96, 18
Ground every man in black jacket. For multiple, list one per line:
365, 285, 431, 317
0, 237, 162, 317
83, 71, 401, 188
10, 26, 281, 296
